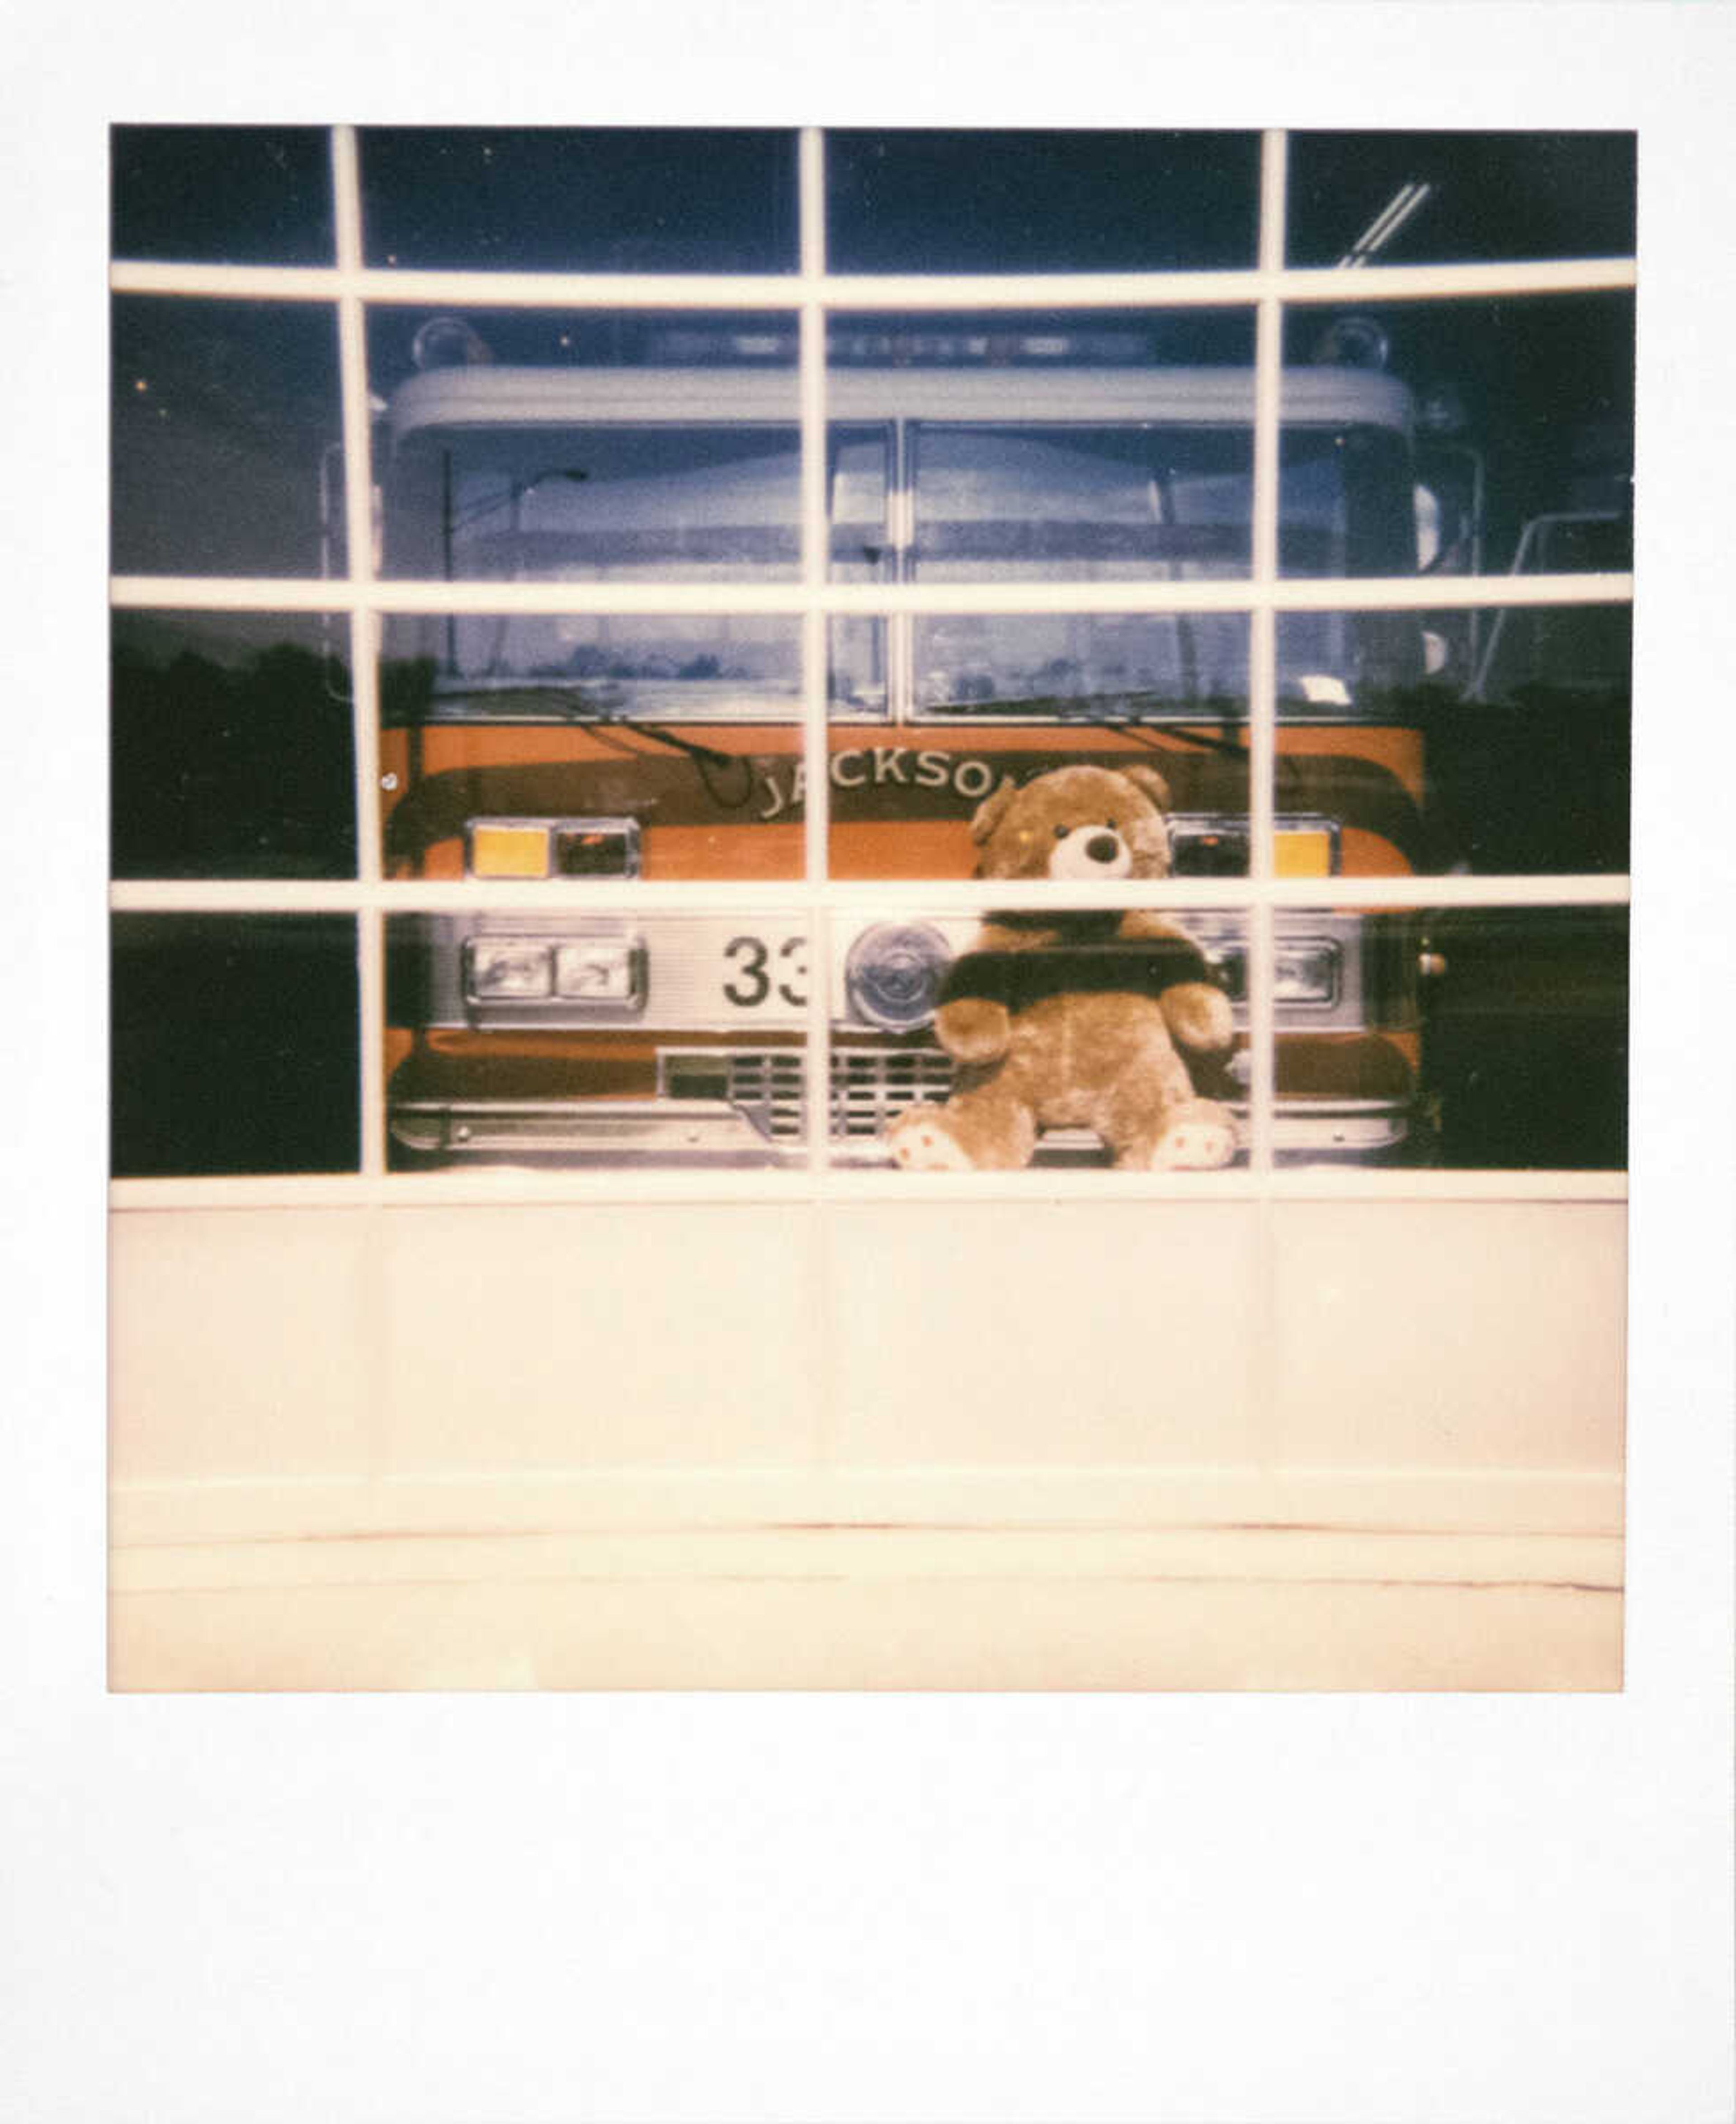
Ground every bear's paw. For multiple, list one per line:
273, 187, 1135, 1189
885, 1107, 975, 1172
1149, 1100, 1238, 1171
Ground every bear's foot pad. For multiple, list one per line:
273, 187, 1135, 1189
885, 1110, 975, 1172
1148, 1103, 1239, 1171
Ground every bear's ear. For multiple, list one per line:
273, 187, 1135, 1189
968, 776, 1023, 845
1115, 763, 1173, 814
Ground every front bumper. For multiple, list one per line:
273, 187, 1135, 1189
388, 1044, 1421, 1168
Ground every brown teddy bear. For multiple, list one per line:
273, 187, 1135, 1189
885, 763, 1238, 1171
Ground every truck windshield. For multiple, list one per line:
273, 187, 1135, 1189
909, 421, 1415, 714
380, 408, 1416, 719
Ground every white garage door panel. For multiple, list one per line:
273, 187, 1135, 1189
826, 1200, 1261, 1468
108, 1199, 1626, 1533
109, 1210, 376, 1484
377, 1202, 819, 1471
1271, 1201, 1626, 1473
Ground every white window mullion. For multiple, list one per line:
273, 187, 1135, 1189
1245, 130, 1288, 1183
107, 572, 1636, 620
797, 129, 841, 1475
1246, 130, 1290, 1484
106, 871, 1634, 919
332, 125, 387, 1182
109, 255, 1638, 311
798, 128, 834, 1190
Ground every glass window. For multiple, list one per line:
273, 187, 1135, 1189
368, 308, 802, 586
850, 906, 1251, 1170
1276, 604, 1631, 877
377, 611, 817, 887
105, 128, 1634, 1186
1287, 131, 1636, 268
112, 611, 356, 880
111, 125, 335, 265
385, 912, 811, 1168
381, 423, 803, 583
1420, 907, 1629, 1169
111, 297, 343, 577
359, 127, 800, 272
826, 130, 1262, 272
911, 610, 1253, 720
112, 916, 360, 1176
914, 425, 1254, 580
1282, 293, 1635, 577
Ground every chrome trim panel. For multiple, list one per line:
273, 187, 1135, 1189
391, 909, 1419, 1036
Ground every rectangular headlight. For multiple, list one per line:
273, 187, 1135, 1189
464, 938, 553, 1001
1275, 943, 1341, 1004
1212, 941, 1340, 1006
555, 938, 642, 1005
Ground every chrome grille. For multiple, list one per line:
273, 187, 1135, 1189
661, 1047, 955, 1142
830, 1048, 955, 1140
727, 1050, 807, 1142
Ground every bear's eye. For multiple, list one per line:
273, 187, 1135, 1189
1053, 823, 1069, 839
1105, 818, 1117, 831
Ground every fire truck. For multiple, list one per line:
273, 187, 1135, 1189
373, 319, 1510, 1168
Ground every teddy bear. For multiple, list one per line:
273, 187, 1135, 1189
884, 763, 1239, 1172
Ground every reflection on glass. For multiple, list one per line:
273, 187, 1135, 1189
1286, 132, 1635, 268
377, 613, 885, 885
913, 424, 1253, 582
381, 423, 803, 583
111, 298, 342, 577
824, 398, 1404, 603
368, 311, 803, 588
381, 610, 805, 718
1276, 607, 1631, 877
829, 425, 892, 583
825, 130, 1261, 273
1415, 906, 1628, 1170
912, 611, 1250, 713
111, 915, 360, 1176
112, 610, 356, 880
112, 125, 335, 265
1283, 293, 1634, 577
385, 912, 811, 1168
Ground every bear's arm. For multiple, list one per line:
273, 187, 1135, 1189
932, 951, 1015, 1063
1159, 981, 1234, 1057
1113, 913, 1234, 1055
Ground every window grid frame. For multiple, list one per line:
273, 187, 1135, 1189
108, 123, 1634, 1208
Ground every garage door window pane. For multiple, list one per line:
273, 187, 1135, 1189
112, 915, 361, 1177
359, 127, 799, 273
1287, 131, 1635, 268
112, 611, 357, 880
826, 130, 1261, 273
112, 297, 342, 578
111, 125, 335, 265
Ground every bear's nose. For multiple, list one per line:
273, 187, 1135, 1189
1085, 831, 1121, 864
